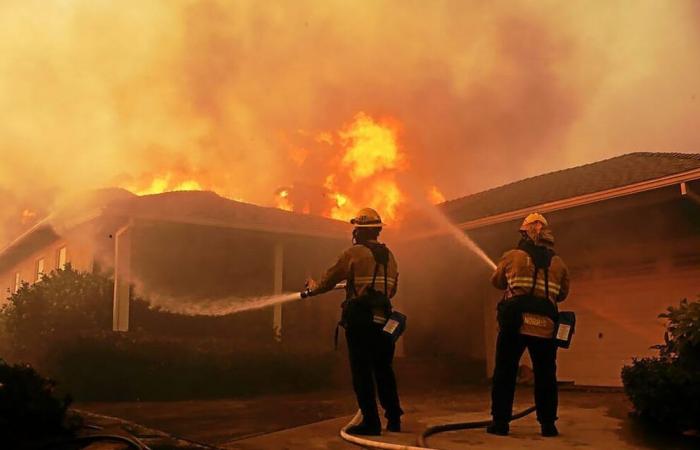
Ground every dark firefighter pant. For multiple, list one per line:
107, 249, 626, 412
345, 321, 403, 424
491, 330, 558, 424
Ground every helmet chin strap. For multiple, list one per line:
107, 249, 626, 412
521, 230, 540, 245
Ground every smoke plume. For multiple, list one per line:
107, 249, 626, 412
1, 0, 699, 246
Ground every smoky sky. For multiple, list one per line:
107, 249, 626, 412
1, 0, 699, 246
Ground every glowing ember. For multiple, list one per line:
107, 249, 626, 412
275, 188, 293, 211
429, 186, 446, 204
335, 193, 349, 208
20, 209, 37, 224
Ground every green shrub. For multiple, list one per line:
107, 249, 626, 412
0, 264, 112, 362
656, 298, 700, 370
0, 359, 78, 446
48, 332, 339, 401
622, 297, 700, 432
1, 267, 340, 401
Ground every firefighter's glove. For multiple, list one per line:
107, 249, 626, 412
301, 277, 318, 299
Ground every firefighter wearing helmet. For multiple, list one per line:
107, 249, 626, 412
488, 213, 570, 437
304, 207, 403, 436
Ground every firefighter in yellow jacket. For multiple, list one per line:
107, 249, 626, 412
305, 208, 403, 436
488, 213, 569, 437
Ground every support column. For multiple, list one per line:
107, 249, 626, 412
273, 242, 284, 342
112, 222, 132, 332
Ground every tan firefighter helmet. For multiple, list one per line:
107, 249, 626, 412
350, 207, 385, 228
519, 212, 548, 231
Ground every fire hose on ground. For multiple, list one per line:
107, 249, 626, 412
338, 406, 536, 450
37, 432, 152, 450
416, 405, 537, 448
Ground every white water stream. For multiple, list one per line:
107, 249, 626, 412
147, 291, 305, 317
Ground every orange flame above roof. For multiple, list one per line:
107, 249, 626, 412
122, 113, 444, 227
278, 112, 444, 226
324, 113, 405, 224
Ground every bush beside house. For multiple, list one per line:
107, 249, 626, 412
622, 297, 700, 433
1, 266, 338, 401
0, 359, 78, 447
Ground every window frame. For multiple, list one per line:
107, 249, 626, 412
36, 258, 45, 282
57, 246, 67, 270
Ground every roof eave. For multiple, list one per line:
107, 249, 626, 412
122, 212, 351, 240
456, 167, 700, 231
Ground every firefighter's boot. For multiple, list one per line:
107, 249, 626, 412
486, 421, 509, 436
347, 418, 381, 436
541, 422, 559, 437
386, 417, 401, 432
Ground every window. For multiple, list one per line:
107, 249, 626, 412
36, 258, 45, 281
14, 272, 21, 293
57, 246, 67, 269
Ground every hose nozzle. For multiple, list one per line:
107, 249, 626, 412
299, 282, 346, 299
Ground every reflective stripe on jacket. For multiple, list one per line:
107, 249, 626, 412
491, 248, 569, 303
314, 241, 399, 300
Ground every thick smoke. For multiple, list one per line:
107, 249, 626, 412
1, 0, 700, 246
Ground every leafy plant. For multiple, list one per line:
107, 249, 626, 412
654, 298, 700, 369
0, 267, 339, 401
622, 296, 700, 433
0, 359, 78, 446
0, 264, 113, 361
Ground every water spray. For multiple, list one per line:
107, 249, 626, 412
421, 206, 497, 270
403, 180, 497, 270
146, 283, 346, 317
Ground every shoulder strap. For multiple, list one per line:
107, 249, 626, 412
348, 262, 358, 297
362, 243, 390, 293
371, 261, 380, 290
361, 242, 389, 265
523, 243, 554, 299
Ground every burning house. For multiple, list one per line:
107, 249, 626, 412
0, 189, 350, 348
399, 152, 700, 386
1, 152, 699, 387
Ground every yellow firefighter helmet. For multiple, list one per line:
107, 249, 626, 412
350, 207, 385, 228
519, 212, 548, 231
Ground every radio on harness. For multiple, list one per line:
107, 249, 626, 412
382, 311, 407, 343
554, 311, 575, 348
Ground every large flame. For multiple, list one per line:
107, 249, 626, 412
277, 112, 443, 225
125, 112, 443, 226
324, 114, 403, 222
129, 173, 202, 195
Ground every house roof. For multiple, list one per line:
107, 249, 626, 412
107, 190, 350, 238
440, 152, 700, 225
0, 189, 350, 274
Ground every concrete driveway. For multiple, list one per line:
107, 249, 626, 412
77, 386, 699, 450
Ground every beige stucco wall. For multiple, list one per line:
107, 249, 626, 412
1, 237, 95, 304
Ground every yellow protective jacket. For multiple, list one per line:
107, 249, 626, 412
491, 247, 570, 304
313, 241, 399, 301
